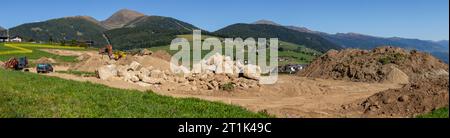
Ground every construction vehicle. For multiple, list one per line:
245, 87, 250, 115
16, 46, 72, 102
3, 56, 29, 71
114, 51, 127, 60
36, 63, 54, 73
99, 33, 126, 60
99, 44, 114, 59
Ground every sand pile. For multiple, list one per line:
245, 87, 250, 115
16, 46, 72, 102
34, 57, 56, 64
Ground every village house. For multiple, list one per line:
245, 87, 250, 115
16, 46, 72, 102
9, 36, 23, 42
0, 36, 8, 42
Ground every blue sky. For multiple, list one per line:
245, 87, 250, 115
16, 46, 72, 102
0, 0, 448, 41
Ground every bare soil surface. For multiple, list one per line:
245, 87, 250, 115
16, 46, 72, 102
38, 49, 406, 118
45, 72, 401, 117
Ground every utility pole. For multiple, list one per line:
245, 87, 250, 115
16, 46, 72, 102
6, 29, 10, 42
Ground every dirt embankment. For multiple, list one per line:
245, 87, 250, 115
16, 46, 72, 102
299, 46, 449, 117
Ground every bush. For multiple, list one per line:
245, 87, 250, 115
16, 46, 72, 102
220, 82, 235, 92
378, 53, 405, 65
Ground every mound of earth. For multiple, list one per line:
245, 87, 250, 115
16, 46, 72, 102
34, 57, 56, 64
151, 50, 171, 62
68, 50, 172, 72
352, 75, 449, 117
298, 46, 448, 83
299, 46, 449, 117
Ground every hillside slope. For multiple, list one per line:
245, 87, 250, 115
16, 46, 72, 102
10, 16, 108, 47
105, 16, 201, 50
0, 26, 5, 36
214, 23, 342, 52
254, 20, 449, 63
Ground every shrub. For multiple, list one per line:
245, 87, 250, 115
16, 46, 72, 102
220, 82, 235, 92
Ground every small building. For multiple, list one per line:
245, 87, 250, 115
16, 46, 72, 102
83, 40, 95, 47
10, 36, 23, 42
277, 64, 309, 74
0, 36, 8, 42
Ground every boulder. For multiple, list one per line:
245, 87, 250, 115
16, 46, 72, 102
97, 65, 118, 80
138, 67, 151, 80
135, 82, 151, 87
173, 65, 190, 74
142, 77, 163, 84
243, 64, 261, 80
150, 69, 165, 78
130, 75, 140, 82
140, 49, 153, 55
129, 61, 142, 71
123, 71, 136, 82
117, 65, 128, 77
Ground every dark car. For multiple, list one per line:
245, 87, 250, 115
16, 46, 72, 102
36, 63, 54, 73
16, 57, 28, 70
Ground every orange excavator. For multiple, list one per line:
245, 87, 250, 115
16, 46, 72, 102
3, 57, 29, 71
99, 44, 114, 59
99, 34, 126, 60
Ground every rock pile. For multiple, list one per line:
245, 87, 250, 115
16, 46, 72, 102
96, 53, 262, 91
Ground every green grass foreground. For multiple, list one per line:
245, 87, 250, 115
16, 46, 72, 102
0, 69, 271, 118
416, 107, 449, 118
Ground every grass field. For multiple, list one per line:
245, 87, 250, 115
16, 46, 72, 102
416, 107, 449, 118
0, 43, 83, 62
56, 70, 97, 77
0, 69, 271, 118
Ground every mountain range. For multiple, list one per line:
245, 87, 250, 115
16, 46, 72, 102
0, 26, 5, 36
214, 23, 341, 52
251, 20, 449, 63
1, 9, 448, 62
101, 9, 145, 30
7, 9, 199, 49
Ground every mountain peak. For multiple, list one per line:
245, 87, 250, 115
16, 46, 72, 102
101, 9, 146, 29
252, 19, 281, 26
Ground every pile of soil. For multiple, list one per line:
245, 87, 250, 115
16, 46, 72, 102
70, 53, 109, 72
353, 75, 449, 117
299, 46, 448, 83
34, 57, 56, 64
70, 50, 172, 72
299, 46, 449, 117
115, 54, 171, 71
152, 50, 171, 62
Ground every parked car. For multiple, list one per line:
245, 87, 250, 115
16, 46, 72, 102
36, 63, 54, 73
